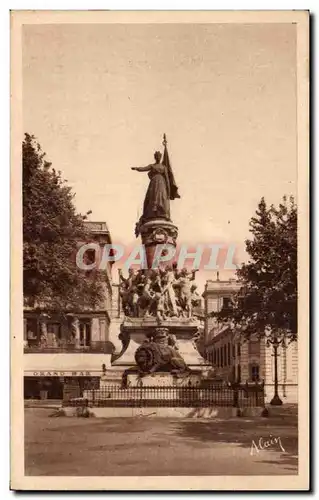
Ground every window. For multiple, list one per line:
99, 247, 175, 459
26, 318, 38, 340
231, 365, 236, 382
220, 347, 223, 367
248, 340, 260, 356
216, 349, 219, 367
228, 342, 231, 365
237, 343, 241, 357
46, 322, 61, 347
47, 322, 61, 338
84, 249, 97, 275
237, 364, 241, 383
222, 297, 232, 311
250, 364, 260, 382
79, 320, 91, 347
232, 344, 236, 358
238, 297, 245, 309
85, 249, 96, 265
224, 344, 227, 366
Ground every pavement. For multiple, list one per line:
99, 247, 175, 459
24, 399, 62, 409
24, 405, 298, 476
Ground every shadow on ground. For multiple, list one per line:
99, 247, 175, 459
24, 406, 298, 476
173, 407, 298, 472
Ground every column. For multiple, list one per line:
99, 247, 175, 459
23, 318, 27, 341
99, 318, 107, 342
91, 318, 100, 343
71, 317, 80, 348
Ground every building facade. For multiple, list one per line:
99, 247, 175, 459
24, 221, 115, 399
203, 277, 298, 403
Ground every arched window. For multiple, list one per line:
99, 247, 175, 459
250, 364, 260, 382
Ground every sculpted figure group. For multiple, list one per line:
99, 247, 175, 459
134, 328, 188, 375
121, 327, 189, 385
119, 264, 201, 320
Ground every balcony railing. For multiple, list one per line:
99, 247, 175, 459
24, 340, 114, 354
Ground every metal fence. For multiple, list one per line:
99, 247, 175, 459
64, 384, 265, 408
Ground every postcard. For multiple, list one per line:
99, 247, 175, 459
11, 10, 309, 491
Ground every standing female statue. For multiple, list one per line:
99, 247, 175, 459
131, 143, 180, 234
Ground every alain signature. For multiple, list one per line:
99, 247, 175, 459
250, 435, 285, 456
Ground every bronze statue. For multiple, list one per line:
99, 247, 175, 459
173, 268, 198, 318
132, 136, 180, 235
134, 328, 188, 375
119, 266, 201, 320
162, 265, 178, 317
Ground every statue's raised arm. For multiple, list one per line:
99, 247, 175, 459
131, 165, 152, 172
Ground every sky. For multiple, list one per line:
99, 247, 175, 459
23, 22, 297, 291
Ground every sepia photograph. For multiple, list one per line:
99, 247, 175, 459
10, 10, 309, 491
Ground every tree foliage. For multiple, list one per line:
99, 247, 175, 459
23, 133, 104, 314
213, 197, 297, 345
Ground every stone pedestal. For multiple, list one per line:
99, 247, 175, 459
126, 372, 202, 387
111, 317, 210, 376
110, 200, 209, 385
139, 219, 178, 269
99, 370, 123, 387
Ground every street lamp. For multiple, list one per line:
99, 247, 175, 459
267, 330, 285, 406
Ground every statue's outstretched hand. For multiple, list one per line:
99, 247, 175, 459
131, 167, 137, 171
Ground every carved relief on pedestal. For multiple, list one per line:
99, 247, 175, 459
140, 220, 178, 248
143, 221, 178, 247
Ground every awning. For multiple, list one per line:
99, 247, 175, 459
24, 370, 101, 377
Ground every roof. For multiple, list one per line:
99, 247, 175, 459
202, 279, 241, 298
84, 221, 112, 244
84, 221, 109, 233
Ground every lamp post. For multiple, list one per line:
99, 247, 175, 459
269, 332, 283, 406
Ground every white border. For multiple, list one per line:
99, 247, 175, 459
3, 3, 313, 497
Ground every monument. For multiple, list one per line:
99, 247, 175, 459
74, 135, 264, 414
110, 134, 210, 388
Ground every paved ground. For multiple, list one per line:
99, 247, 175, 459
24, 406, 298, 476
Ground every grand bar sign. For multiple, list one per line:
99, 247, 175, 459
26, 371, 93, 377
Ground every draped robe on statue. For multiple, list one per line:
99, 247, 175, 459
141, 146, 180, 223
143, 163, 170, 220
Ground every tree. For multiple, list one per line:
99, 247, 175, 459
213, 196, 297, 404
23, 133, 104, 315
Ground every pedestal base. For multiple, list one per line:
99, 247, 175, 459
113, 317, 207, 368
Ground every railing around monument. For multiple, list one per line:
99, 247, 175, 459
64, 384, 265, 408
